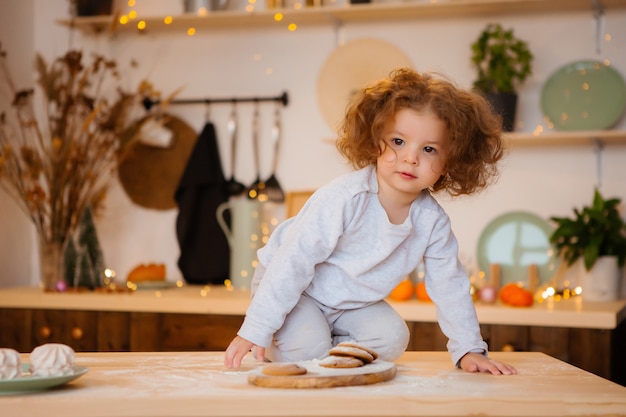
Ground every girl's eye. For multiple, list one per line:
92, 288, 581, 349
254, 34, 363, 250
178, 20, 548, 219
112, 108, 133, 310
391, 138, 404, 146
424, 146, 436, 153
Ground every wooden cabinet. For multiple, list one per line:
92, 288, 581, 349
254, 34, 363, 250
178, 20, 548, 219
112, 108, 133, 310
129, 312, 244, 351
0, 308, 243, 353
2, 307, 624, 385
406, 320, 626, 386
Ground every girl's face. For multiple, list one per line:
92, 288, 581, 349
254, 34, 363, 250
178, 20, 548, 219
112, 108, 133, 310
376, 108, 448, 199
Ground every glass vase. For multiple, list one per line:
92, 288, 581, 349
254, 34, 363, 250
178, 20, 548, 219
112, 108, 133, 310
38, 238, 67, 292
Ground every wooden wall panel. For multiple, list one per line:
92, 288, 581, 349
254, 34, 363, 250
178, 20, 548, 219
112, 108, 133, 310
160, 314, 244, 351
529, 326, 569, 362
408, 322, 447, 351
130, 312, 160, 351
0, 308, 32, 352
97, 311, 130, 351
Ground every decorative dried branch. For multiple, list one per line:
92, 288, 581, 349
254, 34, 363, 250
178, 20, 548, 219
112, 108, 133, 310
0, 44, 163, 245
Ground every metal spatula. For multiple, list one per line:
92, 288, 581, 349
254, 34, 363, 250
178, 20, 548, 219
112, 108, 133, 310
263, 105, 285, 202
247, 102, 265, 200
226, 104, 245, 196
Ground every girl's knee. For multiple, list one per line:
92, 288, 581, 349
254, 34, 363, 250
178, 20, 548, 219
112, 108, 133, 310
269, 336, 331, 362
377, 320, 410, 361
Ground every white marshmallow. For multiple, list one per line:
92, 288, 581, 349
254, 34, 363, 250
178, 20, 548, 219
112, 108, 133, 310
29, 344, 75, 377
0, 348, 22, 379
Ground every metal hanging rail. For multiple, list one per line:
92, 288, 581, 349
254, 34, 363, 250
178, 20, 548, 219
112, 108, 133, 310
142, 91, 289, 111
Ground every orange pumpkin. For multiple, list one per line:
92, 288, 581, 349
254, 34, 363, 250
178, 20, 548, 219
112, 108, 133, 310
415, 281, 432, 302
499, 282, 533, 307
389, 279, 414, 301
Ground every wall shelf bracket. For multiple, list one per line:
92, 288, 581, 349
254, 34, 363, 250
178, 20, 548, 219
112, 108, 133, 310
592, 137, 605, 189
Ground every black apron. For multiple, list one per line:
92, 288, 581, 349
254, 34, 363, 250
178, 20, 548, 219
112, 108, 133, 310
175, 122, 230, 285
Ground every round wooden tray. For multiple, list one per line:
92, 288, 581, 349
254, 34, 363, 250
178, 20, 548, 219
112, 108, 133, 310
248, 360, 396, 389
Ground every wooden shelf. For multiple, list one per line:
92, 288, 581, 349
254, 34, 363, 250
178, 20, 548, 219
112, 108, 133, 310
58, 0, 626, 149
325, 130, 626, 147
504, 130, 626, 147
57, 0, 626, 34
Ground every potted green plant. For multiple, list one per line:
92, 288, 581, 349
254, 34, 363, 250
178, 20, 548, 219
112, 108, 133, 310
549, 189, 626, 301
470, 23, 533, 132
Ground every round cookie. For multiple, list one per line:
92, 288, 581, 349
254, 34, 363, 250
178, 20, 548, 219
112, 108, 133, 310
319, 355, 364, 368
328, 345, 374, 364
262, 363, 307, 376
336, 342, 379, 360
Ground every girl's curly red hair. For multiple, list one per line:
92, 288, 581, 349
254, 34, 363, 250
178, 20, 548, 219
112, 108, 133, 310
336, 68, 504, 196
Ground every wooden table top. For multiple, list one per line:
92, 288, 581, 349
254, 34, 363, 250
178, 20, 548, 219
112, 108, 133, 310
1, 351, 625, 417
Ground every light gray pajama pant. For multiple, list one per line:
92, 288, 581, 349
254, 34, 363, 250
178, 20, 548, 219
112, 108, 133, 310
265, 293, 410, 363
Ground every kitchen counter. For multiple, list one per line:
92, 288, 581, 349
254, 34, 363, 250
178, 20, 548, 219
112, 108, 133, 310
0, 285, 624, 330
1, 351, 625, 417
1, 285, 625, 386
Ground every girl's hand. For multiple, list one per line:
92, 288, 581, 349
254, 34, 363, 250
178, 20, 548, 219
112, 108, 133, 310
459, 352, 517, 375
224, 336, 265, 368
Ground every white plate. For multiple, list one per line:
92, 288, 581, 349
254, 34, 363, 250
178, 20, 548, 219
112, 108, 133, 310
0, 364, 88, 393
477, 211, 559, 285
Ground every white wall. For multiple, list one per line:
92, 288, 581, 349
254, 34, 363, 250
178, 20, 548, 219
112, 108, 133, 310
1, 0, 625, 287
0, 0, 36, 287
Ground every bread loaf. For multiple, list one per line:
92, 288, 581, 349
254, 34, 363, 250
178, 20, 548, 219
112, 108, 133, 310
127, 263, 166, 282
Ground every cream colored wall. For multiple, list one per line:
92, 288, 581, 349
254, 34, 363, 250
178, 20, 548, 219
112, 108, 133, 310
1, 0, 625, 286
0, 0, 36, 287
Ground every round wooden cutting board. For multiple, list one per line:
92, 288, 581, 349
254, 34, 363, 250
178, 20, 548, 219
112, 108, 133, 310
248, 360, 396, 389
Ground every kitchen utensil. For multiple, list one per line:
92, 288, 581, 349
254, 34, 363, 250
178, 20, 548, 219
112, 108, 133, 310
185, 0, 227, 13
477, 211, 558, 286
263, 105, 285, 202
317, 38, 413, 131
216, 197, 262, 289
226, 104, 245, 196
541, 60, 626, 131
248, 360, 396, 389
118, 114, 197, 210
247, 102, 265, 200
0, 364, 88, 392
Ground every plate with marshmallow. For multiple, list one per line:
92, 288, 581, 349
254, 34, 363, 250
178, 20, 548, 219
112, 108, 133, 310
0, 343, 87, 393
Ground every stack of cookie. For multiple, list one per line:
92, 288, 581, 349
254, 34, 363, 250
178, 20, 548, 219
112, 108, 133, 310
259, 342, 380, 376
318, 342, 378, 368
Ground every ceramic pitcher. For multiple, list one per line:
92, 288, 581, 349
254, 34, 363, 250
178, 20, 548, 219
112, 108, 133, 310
216, 197, 262, 289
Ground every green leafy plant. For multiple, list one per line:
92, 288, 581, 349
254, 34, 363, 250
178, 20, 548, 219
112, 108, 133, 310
550, 189, 626, 271
471, 23, 534, 94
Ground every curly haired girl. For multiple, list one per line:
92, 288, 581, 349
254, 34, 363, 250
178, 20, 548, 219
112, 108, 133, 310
225, 68, 516, 375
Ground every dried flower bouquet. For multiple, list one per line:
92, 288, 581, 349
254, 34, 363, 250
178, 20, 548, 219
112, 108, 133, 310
0, 44, 161, 290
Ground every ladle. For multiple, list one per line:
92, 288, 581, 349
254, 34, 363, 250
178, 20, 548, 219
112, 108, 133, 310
263, 105, 285, 202
247, 102, 265, 200
226, 103, 245, 196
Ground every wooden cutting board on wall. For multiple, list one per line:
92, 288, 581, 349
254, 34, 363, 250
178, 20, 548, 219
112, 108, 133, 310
248, 360, 397, 389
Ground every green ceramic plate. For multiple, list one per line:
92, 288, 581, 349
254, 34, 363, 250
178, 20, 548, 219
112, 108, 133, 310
477, 211, 559, 286
541, 60, 626, 131
0, 364, 88, 393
